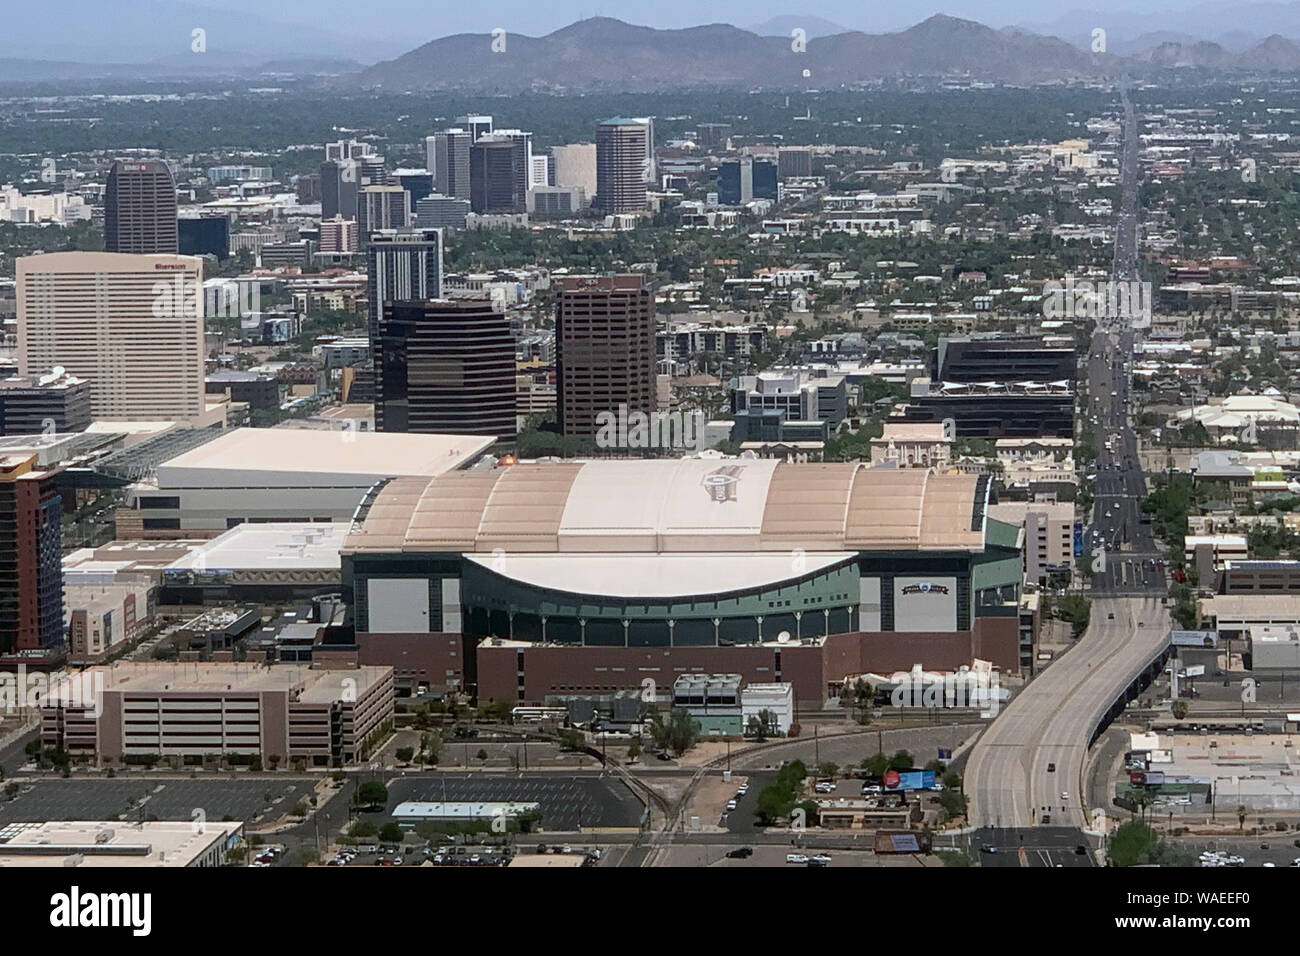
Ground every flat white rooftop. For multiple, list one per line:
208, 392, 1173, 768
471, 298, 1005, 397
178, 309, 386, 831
165, 522, 345, 572
0, 820, 241, 867
156, 427, 494, 486
51, 661, 390, 703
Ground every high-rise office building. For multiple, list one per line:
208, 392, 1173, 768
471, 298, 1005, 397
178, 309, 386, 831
104, 160, 178, 254
178, 215, 230, 259
395, 169, 434, 206
0, 454, 64, 658
778, 146, 814, 178
718, 157, 778, 205
414, 195, 471, 232
696, 123, 732, 149
470, 136, 527, 214
376, 299, 516, 439
551, 143, 598, 201
16, 252, 208, 422
360, 156, 388, 187
427, 129, 472, 201
594, 120, 649, 214
365, 230, 444, 346
359, 185, 411, 238
556, 274, 656, 440
321, 159, 360, 221
455, 114, 494, 143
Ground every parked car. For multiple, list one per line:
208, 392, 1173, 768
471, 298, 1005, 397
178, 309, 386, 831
726, 847, 753, 859
786, 853, 809, 864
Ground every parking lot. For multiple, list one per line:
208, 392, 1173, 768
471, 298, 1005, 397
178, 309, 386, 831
384, 772, 645, 832
0, 778, 317, 827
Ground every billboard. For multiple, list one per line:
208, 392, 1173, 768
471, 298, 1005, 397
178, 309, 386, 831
883, 769, 937, 791
1073, 522, 1084, 557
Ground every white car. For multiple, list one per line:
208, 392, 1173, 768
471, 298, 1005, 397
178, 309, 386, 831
811, 854, 832, 864
725, 799, 738, 812
786, 853, 809, 864
736, 783, 749, 795
1060, 791, 1069, 801
814, 782, 836, 793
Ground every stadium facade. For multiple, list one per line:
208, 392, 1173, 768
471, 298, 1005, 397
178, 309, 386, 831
339, 458, 1024, 706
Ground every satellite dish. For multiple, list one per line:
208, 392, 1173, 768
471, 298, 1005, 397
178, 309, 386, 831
776, 630, 791, 644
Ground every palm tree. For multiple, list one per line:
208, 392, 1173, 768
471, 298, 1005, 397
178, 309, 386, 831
1237, 805, 1248, 832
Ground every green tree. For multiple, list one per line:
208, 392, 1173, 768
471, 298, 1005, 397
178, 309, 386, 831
648, 708, 699, 757
888, 750, 915, 771
861, 753, 890, 777
356, 781, 388, 809
379, 822, 404, 843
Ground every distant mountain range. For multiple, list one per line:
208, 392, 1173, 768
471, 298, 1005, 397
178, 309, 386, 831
347, 15, 1102, 91
344, 15, 1300, 92
9, 13, 1300, 88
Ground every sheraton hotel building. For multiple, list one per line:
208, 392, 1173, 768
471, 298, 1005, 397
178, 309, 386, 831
339, 458, 1025, 706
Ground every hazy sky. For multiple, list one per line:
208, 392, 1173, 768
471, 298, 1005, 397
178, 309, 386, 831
0, 0, 1272, 64
202, 0, 1192, 40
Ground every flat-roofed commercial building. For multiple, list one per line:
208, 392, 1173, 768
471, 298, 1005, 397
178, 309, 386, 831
0, 369, 92, 436
65, 581, 154, 662
987, 499, 1076, 586
341, 459, 1024, 702
1198, 593, 1300, 640
17, 252, 211, 424
0, 820, 243, 867
159, 522, 345, 604
41, 662, 394, 766
120, 426, 495, 537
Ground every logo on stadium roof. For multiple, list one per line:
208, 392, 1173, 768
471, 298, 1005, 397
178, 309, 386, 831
701, 465, 743, 503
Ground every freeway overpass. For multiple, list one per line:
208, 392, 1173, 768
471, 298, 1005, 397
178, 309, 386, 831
966, 86, 1173, 840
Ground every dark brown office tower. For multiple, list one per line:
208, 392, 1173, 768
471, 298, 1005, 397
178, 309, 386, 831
376, 299, 516, 440
594, 120, 648, 214
556, 275, 656, 440
0, 455, 64, 657
104, 160, 178, 254
469, 137, 526, 213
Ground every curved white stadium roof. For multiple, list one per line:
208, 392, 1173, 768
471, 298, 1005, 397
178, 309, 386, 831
345, 458, 987, 555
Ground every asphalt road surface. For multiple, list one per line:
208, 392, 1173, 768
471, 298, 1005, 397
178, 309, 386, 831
967, 86, 1171, 838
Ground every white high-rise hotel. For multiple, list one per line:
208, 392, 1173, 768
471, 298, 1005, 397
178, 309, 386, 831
17, 252, 212, 423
